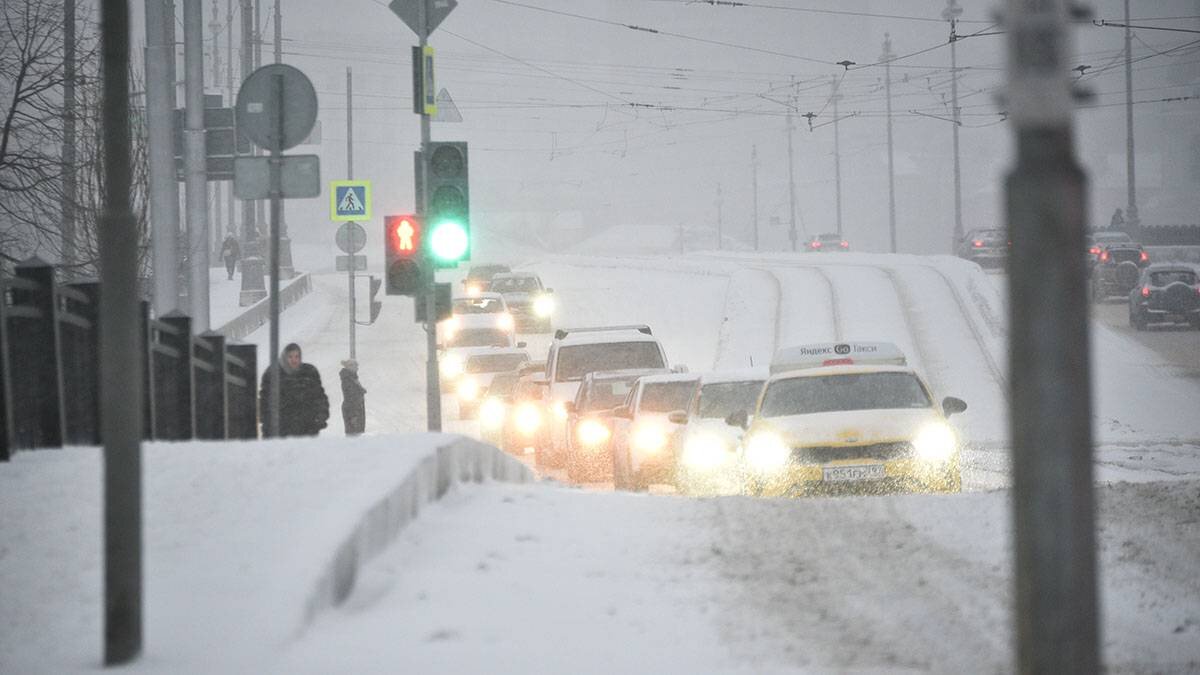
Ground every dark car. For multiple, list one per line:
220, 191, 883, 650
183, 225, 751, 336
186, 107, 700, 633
562, 368, 665, 483
957, 228, 1009, 268
487, 272, 556, 333
462, 264, 512, 296
1086, 231, 1134, 269
1092, 242, 1149, 301
806, 233, 850, 252
1128, 264, 1200, 331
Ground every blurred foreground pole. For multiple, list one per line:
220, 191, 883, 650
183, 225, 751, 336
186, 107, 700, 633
99, 0, 144, 664
418, 0, 442, 432
1004, 2, 1097, 673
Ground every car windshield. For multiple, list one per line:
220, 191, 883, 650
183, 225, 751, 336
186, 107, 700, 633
514, 381, 545, 401
817, 234, 842, 242
448, 329, 511, 349
969, 229, 1004, 239
490, 277, 541, 293
697, 381, 765, 418
454, 297, 504, 314
639, 381, 697, 413
759, 372, 932, 417
467, 354, 527, 373
1150, 270, 1197, 286
1092, 232, 1132, 243
555, 342, 665, 382
581, 379, 637, 411
487, 374, 519, 397
466, 265, 509, 281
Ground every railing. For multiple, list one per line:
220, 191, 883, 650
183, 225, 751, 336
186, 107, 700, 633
1, 258, 259, 461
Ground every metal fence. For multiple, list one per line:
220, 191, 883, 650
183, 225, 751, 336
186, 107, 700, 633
1, 258, 259, 461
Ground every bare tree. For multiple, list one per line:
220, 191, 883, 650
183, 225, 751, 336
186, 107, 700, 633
0, 0, 149, 279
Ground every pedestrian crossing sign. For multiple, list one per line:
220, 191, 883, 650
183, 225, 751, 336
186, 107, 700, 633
330, 180, 372, 222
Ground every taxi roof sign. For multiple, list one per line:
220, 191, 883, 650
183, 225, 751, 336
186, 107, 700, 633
771, 342, 907, 374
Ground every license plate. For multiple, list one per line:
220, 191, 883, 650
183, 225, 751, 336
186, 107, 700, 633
822, 464, 885, 482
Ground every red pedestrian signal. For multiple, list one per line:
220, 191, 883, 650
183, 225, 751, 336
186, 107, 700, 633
385, 215, 424, 296
386, 214, 421, 256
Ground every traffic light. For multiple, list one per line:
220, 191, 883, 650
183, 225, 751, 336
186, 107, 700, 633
385, 214, 422, 295
423, 141, 469, 267
367, 275, 383, 323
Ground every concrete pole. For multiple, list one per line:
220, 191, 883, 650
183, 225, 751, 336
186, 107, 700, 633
883, 33, 897, 254
62, 0, 77, 277
146, 0, 180, 314
1123, 0, 1139, 229
419, 1, 442, 432
347, 67, 357, 360
183, 0, 210, 331
1005, 1, 1098, 672
944, 0, 964, 249
786, 111, 798, 252
274, 0, 294, 278
97, 0, 143, 663
226, 0, 235, 237
832, 76, 843, 237
209, 1, 222, 256
751, 145, 759, 251
253, 0, 264, 232
238, 0, 267, 306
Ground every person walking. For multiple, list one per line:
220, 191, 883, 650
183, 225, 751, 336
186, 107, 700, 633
220, 234, 241, 280
339, 359, 366, 436
259, 343, 329, 438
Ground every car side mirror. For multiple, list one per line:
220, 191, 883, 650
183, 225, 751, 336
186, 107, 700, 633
667, 410, 688, 425
725, 410, 748, 429
942, 396, 968, 417
517, 341, 527, 348
613, 405, 633, 419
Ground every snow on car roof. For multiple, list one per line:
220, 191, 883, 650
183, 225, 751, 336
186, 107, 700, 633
1144, 262, 1200, 273
451, 313, 510, 328
769, 363, 915, 381
453, 291, 504, 301
637, 372, 700, 385
699, 367, 770, 385
771, 342, 907, 374
555, 327, 659, 346
458, 346, 529, 359
586, 368, 669, 382
490, 272, 539, 280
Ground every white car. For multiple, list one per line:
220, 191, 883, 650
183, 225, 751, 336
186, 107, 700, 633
736, 342, 966, 497
539, 325, 673, 469
451, 347, 531, 420
439, 315, 523, 390
487, 272, 556, 333
668, 368, 768, 496
440, 292, 514, 341
609, 372, 700, 491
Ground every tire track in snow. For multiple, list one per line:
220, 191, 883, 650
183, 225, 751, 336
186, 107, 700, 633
920, 264, 1009, 402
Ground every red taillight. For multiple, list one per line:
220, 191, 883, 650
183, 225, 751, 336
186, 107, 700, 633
810, 241, 822, 249
1139, 251, 1149, 263
972, 240, 984, 248
1100, 250, 1109, 262
1088, 246, 1101, 255
1141, 286, 1150, 298
840, 241, 849, 248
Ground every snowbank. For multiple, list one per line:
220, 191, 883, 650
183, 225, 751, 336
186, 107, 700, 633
0, 433, 532, 673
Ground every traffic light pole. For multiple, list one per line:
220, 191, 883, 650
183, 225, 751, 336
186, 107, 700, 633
418, 3, 442, 432
346, 67, 357, 360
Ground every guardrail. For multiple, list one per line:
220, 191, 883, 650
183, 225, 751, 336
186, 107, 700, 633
1, 258, 259, 461
216, 273, 312, 341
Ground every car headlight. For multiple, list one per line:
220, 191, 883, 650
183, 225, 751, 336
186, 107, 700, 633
456, 378, 480, 402
913, 422, 957, 462
496, 312, 515, 331
442, 315, 461, 337
533, 294, 556, 317
479, 397, 506, 429
440, 355, 464, 378
465, 284, 482, 298
744, 431, 789, 472
631, 422, 668, 454
682, 432, 729, 471
514, 402, 542, 436
576, 418, 611, 448
552, 400, 569, 420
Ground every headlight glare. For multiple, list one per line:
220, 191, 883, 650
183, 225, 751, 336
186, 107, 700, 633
515, 403, 542, 436
496, 313, 515, 331
533, 294, 556, 317
457, 378, 480, 402
480, 397, 506, 429
440, 355, 464, 378
631, 422, 668, 454
683, 432, 728, 471
744, 432, 789, 472
913, 423, 957, 462
577, 418, 611, 447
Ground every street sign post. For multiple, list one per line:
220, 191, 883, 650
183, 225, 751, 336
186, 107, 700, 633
336, 222, 367, 254
233, 155, 321, 199
336, 255, 368, 272
330, 180, 372, 221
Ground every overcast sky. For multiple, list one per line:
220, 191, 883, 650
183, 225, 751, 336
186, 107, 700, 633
136, 0, 1199, 255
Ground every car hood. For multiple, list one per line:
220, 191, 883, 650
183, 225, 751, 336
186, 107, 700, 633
550, 381, 581, 403
502, 292, 534, 305
752, 408, 942, 446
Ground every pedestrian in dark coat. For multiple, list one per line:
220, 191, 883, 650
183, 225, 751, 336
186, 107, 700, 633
260, 343, 329, 438
220, 235, 241, 280
339, 358, 366, 436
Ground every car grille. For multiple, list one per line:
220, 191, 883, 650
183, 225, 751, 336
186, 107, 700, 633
792, 442, 913, 463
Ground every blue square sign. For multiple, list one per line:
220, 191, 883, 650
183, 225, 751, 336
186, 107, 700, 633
330, 180, 371, 221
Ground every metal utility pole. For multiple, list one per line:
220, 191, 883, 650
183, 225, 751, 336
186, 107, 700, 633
786, 111, 798, 252
273, 0, 294, 278
146, 0, 180, 314
97, 0, 143, 664
253, 0, 264, 233
226, 0, 235, 239
347, 67, 357, 360
62, 0, 77, 276
266, 69, 284, 437
238, 0, 267, 306
1123, 0, 1139, 229
418, 1, 442, 432
944, 0, 964, 249
183, 0, 210, 331
209, 1, 223, 255
882, 33, 897, 253
716, 182, 723, 250
832, 76, 844, 237
751, 145, 759, 251
1005, 1, 1097, 672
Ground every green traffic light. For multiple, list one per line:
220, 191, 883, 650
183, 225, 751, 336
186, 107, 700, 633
429, 220, 469, 262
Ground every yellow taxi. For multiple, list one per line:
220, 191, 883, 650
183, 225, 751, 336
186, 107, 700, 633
732, 342, 966, 497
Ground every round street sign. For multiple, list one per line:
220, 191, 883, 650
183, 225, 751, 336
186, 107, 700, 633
336, 222, 367, 254
235, 64, 318, 151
